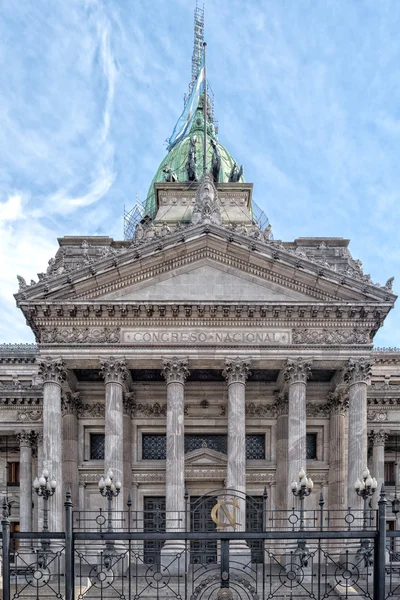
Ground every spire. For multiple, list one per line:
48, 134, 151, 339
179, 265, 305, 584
189, 2, 204, 97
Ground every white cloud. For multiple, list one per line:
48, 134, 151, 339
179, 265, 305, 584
0, 194, 24, 223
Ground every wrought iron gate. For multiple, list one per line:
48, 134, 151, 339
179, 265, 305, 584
0, 487, 395, 600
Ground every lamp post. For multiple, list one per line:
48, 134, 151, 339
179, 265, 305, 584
354, 467, 377, 567
33, 469, 56, 567
291, 467, 313, 568
98, 470, 121, 568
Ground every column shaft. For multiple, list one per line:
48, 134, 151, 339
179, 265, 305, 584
275, 399, 289, 511
43, 381, 63, 531
166, 380, 185, 526
328, 402, 347, 511
370, 430, 387, 510
18, 432, 33, 532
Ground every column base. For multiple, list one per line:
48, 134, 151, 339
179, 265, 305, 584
160, 541, 187, 576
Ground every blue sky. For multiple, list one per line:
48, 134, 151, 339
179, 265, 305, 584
0, 0, 399, 346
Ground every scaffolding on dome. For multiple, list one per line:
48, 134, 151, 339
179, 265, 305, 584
123, 197, 144, 240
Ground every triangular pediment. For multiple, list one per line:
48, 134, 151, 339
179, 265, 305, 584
102, 260, 314, 302
185, 448, 227, 466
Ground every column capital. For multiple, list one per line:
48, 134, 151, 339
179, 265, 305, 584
16, 429, 38, 448
343, 358, 372, 387
123, 391, 136, 417
99, 357, 128, 385
161, 357, 190, 384
369, 429, 388, 446
37, 357, 67, 385
62, 392, 82, 416
282, 358, 312, 385
222, 357, 251, 385
326, 391, 349, 415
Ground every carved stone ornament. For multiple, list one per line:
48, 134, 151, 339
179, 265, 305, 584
17, 410, 42, 422
222, 357, 251, 385
273, 392, 289, 416
161, 357, 190, 384
306, 403, 331, 418
131, 402, 167, 417
37, 357, 67, 385
80, 403, 105, 418
292, 328, 371, 345
368, 429, 388, 446
123, 391, 136, 417
343, 358, 372, 386
62, 392, 82, 416
367, 410, 388, 422
246, 402, 277, 418
16, 429, 38, 448
100, 357, 128, 385
326, 391, 349, 415
41, 327, 120, 344
282, 358, 312, 385
191, 172, 222, 226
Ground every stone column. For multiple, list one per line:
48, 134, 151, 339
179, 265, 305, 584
16, 430, 36, 533
327, 392, 349, 511
343, 358, 372, 510
36, 432, 44, 531
282, 358, 312, 508
37, 357, 67, 531
161, 357, 189, 530
274, 392, 289, 511
370, 429, 387, 509
223, 357, 251, 561
62, 392, 82, 512
123, 392, 135, 506
100, 357, 128, 515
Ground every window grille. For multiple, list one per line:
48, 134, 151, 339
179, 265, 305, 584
90, 434, 105, 460
185, 435, 227, 454
245, 435, 265, 460
144, 496, 166, 564
306, 433, 317, 460
142, 435, 167, 460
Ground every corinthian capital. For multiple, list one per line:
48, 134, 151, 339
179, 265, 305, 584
37, 357, 67, 385
369, 429, 388, 446
62, 392, 82, 416
100, 357, 128, 385
326, 391, 349, 415
282, 358, 312, 385
222, 357, 251, 385
343, 358, 372, 387
161, 357, 190, 384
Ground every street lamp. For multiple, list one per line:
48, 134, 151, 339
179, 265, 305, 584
98, 470, 121, 568
33, 468, 56, 567
291, 467, 313, 568
354, 467, 377, 567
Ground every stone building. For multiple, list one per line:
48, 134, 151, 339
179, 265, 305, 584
0, 13, 399, 565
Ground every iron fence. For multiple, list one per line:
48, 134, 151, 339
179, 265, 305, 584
0, 487, 394, 600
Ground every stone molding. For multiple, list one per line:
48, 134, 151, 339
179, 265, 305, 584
306, 403, 331, 418
123, 391, 136, 417
292, 328, 371, 345
41, 327, 120, 344
369, 429, 388, 446
62, 392, 82, 416
131, 401, 167, 418
343, 358, 372, 387
0, 396, 42, 407
16, 429, 38, 448
80, 403, 105, 418
17, 410, 42, 422
274, 393, 289, 416
367, 410, 388, 422
222, 357, 251, 385
326, 391, 349, 415
368, 397, 400, 407
37, 357, 67, 385
246, 402, 276, 418
100, 357, 128, 385
161, 357, 190, 384
282, 358, 312, 385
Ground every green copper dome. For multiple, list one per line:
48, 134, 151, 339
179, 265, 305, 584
144, 102, 244, 218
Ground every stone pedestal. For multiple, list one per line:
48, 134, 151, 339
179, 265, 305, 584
283, 358, 312, 509
370, 429, 387, 509
62, 392, 82, 511
327, 392, 348, 511
223, 357, 251, 563
38, 357, 67, 532
160, 357, 189, 567
100, 357, 128, 517
343, 358, 372, 510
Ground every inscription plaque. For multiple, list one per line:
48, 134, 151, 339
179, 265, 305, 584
121, 328, 291, 346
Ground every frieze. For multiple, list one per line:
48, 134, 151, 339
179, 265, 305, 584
368, 397, 400, 407
370, 382, 400, 391
246, 403, 277, 418
41, 327, 120, 344
16, 410, 42, 422
292, 328, 371, 345
306, 403, 331, 418
131, 402, 167, 418
80, 403, 105, 418
123, 328, 291, 346
367, 410, 388, 422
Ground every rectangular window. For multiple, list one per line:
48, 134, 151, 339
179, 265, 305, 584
90, 434, 105, 460
185, 435, 227, 455
306, 433, 317, 460
245, 435, 265, 460
7, 462, 20, 486
385, 462, 396, 486
142, 435, 167, 460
